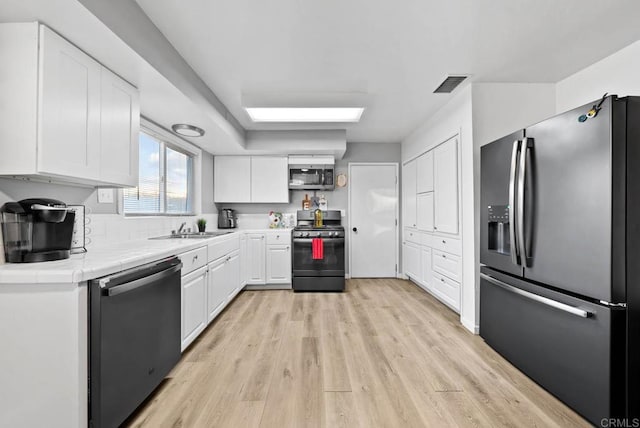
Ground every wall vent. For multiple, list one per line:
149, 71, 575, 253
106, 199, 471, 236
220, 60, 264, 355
433, 76, 468, 93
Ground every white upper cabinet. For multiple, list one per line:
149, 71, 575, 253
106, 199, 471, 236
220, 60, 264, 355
0, 23, 140, 187
417, 192, 434, 232
214, 156, 251, 202
434, 137, 459, 234
251, 156, 289, 203
214, 156, 289, 203
0, 23, 140, 186
403, 160, 417, 229
99, 68, 140, 186
38, 25, 102, 181
416, 151, 434, 193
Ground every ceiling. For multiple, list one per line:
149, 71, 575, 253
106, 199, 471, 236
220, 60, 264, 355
135, 0, 640, 143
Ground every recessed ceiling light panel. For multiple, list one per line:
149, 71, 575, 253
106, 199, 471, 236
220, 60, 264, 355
171, 124, 205, 137
245, 107, 364, 123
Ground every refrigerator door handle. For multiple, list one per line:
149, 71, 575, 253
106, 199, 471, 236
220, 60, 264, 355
480, 273, 591, 318
509, 140, 521, 265
517, 138, 530, 266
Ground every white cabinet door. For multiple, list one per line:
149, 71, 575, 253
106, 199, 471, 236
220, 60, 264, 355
416, 192, 434, 232
38, 25, 101, 181
416, 151, 434, 193
434, 137, 459, 234
225, 251, 241, 299
403, 242, 420, 280
246, 233, 266, 284
403, 160, 417, 229
214, 156, 251, 202
421, 246, 432, 290
207, 258, 226, 324
251, 156, 289, 203
182, 266, 208, 351
99, 67, 139, 186
266, 244, 291, 284
239, 234, 248, 286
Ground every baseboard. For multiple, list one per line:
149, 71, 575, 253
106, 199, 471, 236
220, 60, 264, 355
461, 317, 479, 335
397, 273, 407, 279
345, 273, 351, 279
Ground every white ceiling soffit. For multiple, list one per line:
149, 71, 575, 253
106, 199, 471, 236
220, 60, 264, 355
135, 0, 640, 143
245, 130, 347, 159
0, 0, 246, 155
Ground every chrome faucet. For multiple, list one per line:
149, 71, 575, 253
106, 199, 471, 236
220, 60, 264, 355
177, 222, 187, 234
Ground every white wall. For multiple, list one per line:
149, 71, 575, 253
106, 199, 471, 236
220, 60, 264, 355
402, 84, 475, 331
472, 83, 556, 147
556, 40, 640, 113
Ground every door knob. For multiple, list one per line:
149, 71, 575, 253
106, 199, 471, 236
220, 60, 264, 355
352, 227, 358, 232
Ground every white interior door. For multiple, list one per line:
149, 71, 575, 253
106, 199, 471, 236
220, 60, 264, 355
349, 163, 398, 278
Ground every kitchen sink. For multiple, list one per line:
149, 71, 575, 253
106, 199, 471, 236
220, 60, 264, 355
149, 231, 233, 240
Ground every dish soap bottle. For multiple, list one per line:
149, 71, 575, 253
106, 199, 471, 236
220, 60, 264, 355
302, 194, 311, 210
314, 209, 323, 227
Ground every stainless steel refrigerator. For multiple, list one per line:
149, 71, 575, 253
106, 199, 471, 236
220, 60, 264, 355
480, 95, 639, 425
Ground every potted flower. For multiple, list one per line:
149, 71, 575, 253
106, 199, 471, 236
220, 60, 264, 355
197, 218, 207, 233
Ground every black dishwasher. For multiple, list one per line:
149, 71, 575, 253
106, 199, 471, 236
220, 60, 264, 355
89, 257, 182, 428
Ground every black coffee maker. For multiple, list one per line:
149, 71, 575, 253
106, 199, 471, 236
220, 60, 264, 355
0, 198, 75, 263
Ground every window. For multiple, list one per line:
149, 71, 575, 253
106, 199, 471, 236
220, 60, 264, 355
124, 131, 195, 215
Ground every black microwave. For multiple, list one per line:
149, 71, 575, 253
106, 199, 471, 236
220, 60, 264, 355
288, 165, 334, 190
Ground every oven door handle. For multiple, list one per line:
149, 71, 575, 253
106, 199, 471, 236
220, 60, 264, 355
102, 263, 182, 297
293, 238, 344, 243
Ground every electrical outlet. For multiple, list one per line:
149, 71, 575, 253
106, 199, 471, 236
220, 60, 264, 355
97, 189, 114, 204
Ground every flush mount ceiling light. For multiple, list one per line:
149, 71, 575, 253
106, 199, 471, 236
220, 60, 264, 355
171, 124, 205, 137
245, 107, 365, 123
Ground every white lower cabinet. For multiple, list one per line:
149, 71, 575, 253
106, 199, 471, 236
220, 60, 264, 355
244, 230, 292, 287
207, 249, 241, 323
266, 244, 291, 284
403, 242, 420, 280
246, 233, 266, 285
181, 266, 208, 351
207, 257, 227, 323
431, 271, 461, 311
404, 230, 461, 313
420, 246, 432, 290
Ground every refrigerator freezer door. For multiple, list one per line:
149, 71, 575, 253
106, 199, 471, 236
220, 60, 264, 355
479, 267, 626, 425
480, 130, 524, 277
523, 98, 616, 302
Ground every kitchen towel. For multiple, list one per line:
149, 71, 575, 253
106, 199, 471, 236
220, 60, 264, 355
312, 238, 324, 260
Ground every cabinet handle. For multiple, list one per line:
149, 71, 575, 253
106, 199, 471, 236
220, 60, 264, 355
442, 240, 446, 244
440, 278, 445, 282
434, 226, 438, 230
442, 254, 446, 258
193, 255, 198, 261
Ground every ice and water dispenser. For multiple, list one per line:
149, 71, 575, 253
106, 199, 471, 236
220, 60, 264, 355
487, 205, 510, 255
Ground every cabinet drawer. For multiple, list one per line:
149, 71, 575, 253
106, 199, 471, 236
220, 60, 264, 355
208, 234, 239, 262
431, 235, 461, 256
432, 249, 461, 282
431, 271, 460, 311
266, 231, 291, 245
405, 229, 421, 245
179, 246, 208, 275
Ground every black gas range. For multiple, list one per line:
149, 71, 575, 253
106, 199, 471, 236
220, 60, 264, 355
292, 210, 345, 292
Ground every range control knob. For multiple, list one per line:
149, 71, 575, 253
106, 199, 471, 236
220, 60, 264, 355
304, 232, 310, 237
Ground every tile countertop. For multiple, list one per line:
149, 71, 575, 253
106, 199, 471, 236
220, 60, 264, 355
0, 228, 292, 285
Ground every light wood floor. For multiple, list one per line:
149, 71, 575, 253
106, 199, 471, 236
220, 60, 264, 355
126, 279, 588, 428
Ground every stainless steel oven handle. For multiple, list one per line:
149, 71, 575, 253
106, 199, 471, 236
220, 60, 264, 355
104, 264, 182, 297
480, 273, 590, 318
508, 140, 520, 265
